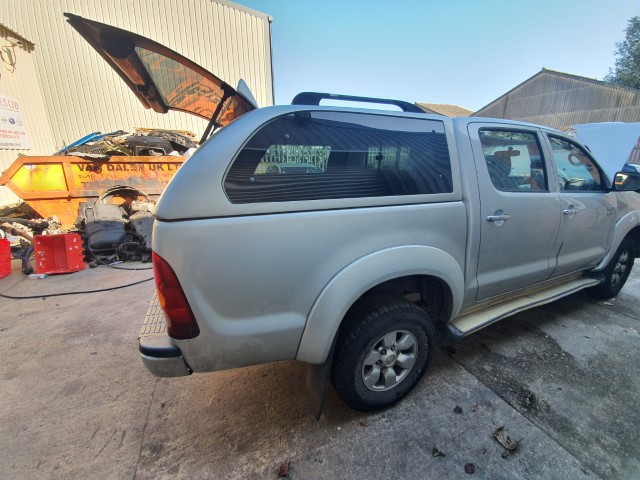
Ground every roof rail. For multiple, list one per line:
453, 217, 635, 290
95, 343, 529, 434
291, 92, 424, 113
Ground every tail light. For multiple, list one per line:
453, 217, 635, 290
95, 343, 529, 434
152, 251, 200, 339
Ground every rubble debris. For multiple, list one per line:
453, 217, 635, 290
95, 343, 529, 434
277, 461, 291, 477
493, 426, 520, 452
464, 462, 476, 474
0, 201, 39, 220
0, 217, 52, 240
471, 404, 479, 413
432, 447, 446, 457
358, 420, 369, 427
518, 388, 538, 411
454, 406, 463, 414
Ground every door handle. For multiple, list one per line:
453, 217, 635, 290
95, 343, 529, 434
486, 209, 510, 226
486, 214, 511, 222
563, 206, 577, 216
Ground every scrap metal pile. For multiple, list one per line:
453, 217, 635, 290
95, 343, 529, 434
1, 185, 156, 273
56, 128, 198, 158
0, 128, 198, 273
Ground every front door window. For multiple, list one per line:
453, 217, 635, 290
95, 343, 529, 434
548, 136, 604, 192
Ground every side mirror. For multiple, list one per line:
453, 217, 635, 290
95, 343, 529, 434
612, 171, 640, 192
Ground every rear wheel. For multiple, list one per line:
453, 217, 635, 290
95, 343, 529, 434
331, 295, 435, 412
588, 237, 635, 299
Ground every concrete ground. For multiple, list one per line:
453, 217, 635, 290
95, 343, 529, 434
0, 258, 639, 480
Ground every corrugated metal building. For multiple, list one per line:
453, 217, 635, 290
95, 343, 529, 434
474, 68, 640, 130
0, 0, 273, 206
415, 103, 472, 117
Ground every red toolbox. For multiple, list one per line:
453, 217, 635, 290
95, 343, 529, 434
34, 233, 85, 275
0, 238, 10, 278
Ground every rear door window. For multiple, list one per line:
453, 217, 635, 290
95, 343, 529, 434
224, 111, 452, 203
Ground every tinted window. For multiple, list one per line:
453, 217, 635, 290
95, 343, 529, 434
136, 48, 252, 125
548, 136, 604, 192
224, 111, 452, 203
479, 130, 547, 192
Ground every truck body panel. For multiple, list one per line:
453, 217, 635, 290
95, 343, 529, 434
148, 107, 640, 373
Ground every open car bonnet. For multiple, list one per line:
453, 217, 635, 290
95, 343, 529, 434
64, 13, 257, 134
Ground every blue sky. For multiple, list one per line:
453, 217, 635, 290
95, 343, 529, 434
236, 0, 639, 111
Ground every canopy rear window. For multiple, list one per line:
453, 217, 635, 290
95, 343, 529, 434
65, 13, 255, 128
136, 48, 252, 126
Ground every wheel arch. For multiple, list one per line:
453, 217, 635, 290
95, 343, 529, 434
627, 225, 640, 257
595, 210, 640, 270
296, 245, 464, 364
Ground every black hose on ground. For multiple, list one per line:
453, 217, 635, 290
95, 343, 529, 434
0, 276, 154, 299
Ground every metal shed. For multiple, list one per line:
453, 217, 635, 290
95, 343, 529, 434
0, 0, 273, 206
473, 68, 640, 130
415, 103, 472, 117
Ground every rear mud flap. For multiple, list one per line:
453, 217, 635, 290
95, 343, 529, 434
305, 338, 337, 420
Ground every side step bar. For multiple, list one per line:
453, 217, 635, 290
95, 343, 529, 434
448, 277, 600, 339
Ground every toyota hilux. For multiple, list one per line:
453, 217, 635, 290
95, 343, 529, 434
67, 14, 640, 413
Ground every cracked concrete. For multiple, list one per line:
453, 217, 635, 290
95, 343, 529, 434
0, 259, 638, 479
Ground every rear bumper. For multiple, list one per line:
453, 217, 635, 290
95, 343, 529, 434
139, 293, 191, 377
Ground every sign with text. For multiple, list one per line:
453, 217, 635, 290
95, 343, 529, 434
0, 94, 30, 149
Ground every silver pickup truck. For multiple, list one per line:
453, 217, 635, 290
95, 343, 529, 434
66, 14, 640, 413
140, 101, 640, 412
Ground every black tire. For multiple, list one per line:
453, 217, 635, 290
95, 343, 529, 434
588, 237, 635, 299
331, 295, 435, 412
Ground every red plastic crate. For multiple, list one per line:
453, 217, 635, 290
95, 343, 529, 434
0, 238, 10, 278
34, 233, 85, 275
